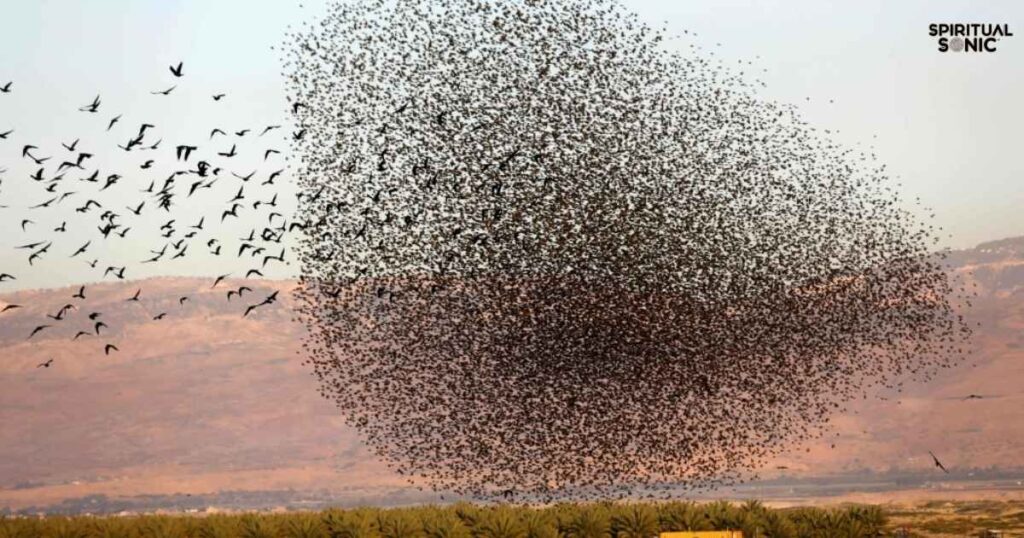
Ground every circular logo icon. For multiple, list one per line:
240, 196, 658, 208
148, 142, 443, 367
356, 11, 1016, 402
950, 37, 965, 52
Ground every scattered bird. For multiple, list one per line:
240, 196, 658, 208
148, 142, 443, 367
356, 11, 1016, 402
243, 290, 279, 317
79, 95, 101, 113
226, 286, 252, 301
929, 451, 950, 474
28, 325, 51, 339
175, 145, 197, 161
212, 273, 231, 288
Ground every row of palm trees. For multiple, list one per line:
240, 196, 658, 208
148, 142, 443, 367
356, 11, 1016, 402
0, 500, 889, 538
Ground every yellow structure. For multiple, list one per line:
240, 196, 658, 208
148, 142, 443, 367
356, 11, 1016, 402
659, 528, 741, 532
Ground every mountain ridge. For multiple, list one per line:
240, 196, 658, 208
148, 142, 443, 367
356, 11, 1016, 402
2, 237, 1023, 511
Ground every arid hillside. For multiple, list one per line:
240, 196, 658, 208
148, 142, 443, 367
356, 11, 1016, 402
1, 237, 1023, 512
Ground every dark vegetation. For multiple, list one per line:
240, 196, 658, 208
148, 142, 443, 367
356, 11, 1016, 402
0, 500, 894, 537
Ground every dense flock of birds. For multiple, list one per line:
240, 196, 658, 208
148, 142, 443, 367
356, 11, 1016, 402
0, 63, 295, 362
0, 0, 977, 503
284, 0, 973, 501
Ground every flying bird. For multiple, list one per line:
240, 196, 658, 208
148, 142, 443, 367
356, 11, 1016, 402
928, 451, 950, 473
79, 95, 101, 113
175, 145, 197, 161
28, 325, 51, 339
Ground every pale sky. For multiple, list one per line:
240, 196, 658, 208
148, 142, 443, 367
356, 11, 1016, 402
1, 0, 1021, 291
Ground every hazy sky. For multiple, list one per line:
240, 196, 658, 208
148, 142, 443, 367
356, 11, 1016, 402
1, 0, 1021, 291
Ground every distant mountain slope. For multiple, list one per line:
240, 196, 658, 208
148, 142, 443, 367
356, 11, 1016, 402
0, 277, 405, 510
1, 237, 1023, 511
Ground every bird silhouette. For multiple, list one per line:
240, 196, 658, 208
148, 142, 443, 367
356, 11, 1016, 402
928, 451, 950, 473
79, 95, 101, 113
28, 325, 51, 339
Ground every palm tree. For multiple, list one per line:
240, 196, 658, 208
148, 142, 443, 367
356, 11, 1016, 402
285, 514, 328, 538
453, 503, 485, 530
474, 508, 526, 538
43, 518, 90, 538
239, 515, 279, 538
845, 505, 886, 534
421, 509, 470, 538
520, 510, 558, 538
324, 509, 379, 538
657, 502, 709, 532
88, 517, 134, 538
703, 501, 742, 531
759, 511, 796, 538
610, 505, 659, 538
197, 514, 242, 538
562, 506, 611, 538
378, 511, 422, 538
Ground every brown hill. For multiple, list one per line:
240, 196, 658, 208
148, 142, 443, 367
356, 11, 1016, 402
1, 238, 1023, 511
0, 278, 405, 511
